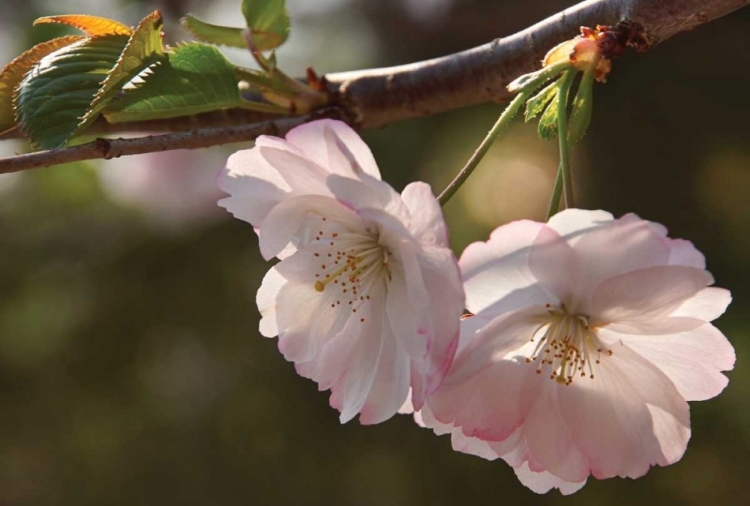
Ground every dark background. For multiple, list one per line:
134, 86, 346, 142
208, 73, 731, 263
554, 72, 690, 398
0, 0, 748, 504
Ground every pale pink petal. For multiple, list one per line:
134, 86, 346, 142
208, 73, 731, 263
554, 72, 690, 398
332, 284, 387, 422
407, 245, 463, 404
568, 216, 671, 307
255, 138, 332, 195
359, 321, 412, 425
284, 119, 381, 179
513, 463, 587, 495
428, 358, 529, 442
386, 245, 431, 362
258, 195, 357, 260
459, 220, 552, 315
217, 148, 289, 227
589, 266, 713, 332
528, 225, 577, 304
400, 182, 449, 247
545, 208, 614, 240
558, 343, 690, 479
600, 324, 735, 401
519, 369, 590, 483
326, 174, 406, 219
256, 266, 285, 337
672, 287, 731, 321
444, 306, 547, 387
274, 279, 347, 363
667, 238, 706, 268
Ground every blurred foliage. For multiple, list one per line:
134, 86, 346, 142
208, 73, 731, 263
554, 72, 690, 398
0, 0, 748, 505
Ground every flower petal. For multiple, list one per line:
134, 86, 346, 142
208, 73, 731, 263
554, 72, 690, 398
545, 208, 614, 240
589, 266, 713, 332
601, 324, 735, 401
459, 220, 552, 315
257, 266, 285, 337
284, 119, 381, 179
672, 287, 731, 321
217, 147, 290, 227
558, 343, 690, 479
258, 195, 358, 260
513, 462, 587, 495
400, 182, 449, 247
444, 306, 547, 387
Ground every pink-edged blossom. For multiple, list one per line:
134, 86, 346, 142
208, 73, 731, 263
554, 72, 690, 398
418, 209, 735, 494
218, 119, 464, 424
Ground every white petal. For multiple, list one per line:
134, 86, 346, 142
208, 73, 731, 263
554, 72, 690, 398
589, 266, 713, 332
672, 287, 731, 321
284, 119, 381, 179
258, 195, 357, 260
528, 225, 578, 304
513, 462, 587, 495
568, 215, 671, 310
256, 266, 286, 337
558, 343, 690, 479
217, 147, 290, 227
545, 208, 614, 240
358, 320, 411, 425
601, 324, 735, 401
400, 182, 449, 247
459, 220, 552, 315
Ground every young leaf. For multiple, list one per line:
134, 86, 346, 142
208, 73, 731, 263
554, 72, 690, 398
15, 34, 129, 149
0, 36, 83, 132
241, 0, 290, 51
33, 14, 132, 36
71, 11, 166, 138
103, 43, 284, 123
538, 89, 560, 140
524, 80, 557, 122
568, 66, 595, 144
181, 14, 246, 48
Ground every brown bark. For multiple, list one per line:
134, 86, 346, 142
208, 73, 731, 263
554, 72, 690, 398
325, 0, 749, 129
0, 0, 746, 173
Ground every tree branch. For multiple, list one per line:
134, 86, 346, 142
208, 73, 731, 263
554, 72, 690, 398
0, 109, 345, 175
325, 0, 749, 128
0, 0, 746, 174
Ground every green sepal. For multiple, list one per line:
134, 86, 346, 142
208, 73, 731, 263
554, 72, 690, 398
524, 80, 558, 122
181, 14, 246, 48
241, 0, 290, 51
568, 66, 595, 144
538, 89, 560, 140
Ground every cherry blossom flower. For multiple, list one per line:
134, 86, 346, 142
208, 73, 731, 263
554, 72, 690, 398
218, 119, 464, 424
418, 209, 735, 494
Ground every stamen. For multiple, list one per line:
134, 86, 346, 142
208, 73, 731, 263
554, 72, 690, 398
526, 305, 612, 385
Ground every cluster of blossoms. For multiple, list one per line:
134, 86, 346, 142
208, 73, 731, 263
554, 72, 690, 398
218, 119, 735, 494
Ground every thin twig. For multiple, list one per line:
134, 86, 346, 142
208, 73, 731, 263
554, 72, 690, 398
0, 108, 346, 175
0, 0, 746, 172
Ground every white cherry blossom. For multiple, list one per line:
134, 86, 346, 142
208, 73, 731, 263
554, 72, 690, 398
419, 209, 735, 493
218, 119, 464, 424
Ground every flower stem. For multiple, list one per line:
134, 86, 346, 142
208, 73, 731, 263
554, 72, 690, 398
438, 91, 528, 206
556, 70, 577, 210
546, 166, 563, 220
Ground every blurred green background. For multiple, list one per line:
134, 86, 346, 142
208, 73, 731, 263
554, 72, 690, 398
0, 0, 748, 504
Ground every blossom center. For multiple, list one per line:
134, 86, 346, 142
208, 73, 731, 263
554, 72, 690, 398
526, 304, 612, 385
311, 217, 391, 323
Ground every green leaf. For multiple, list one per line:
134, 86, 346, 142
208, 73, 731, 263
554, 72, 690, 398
0, 36, 83, 133
538, 88, 560, 140
103, 43, 254, 123
524, 80, 557, 122
181, 14, 246, 48
72, 11, 166, 138
241, 0, 290, 51
568, 66, 595, 144
15, 34, 129, 149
